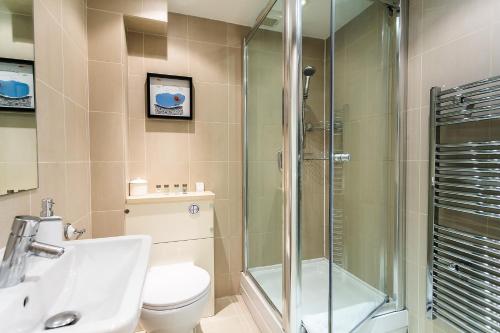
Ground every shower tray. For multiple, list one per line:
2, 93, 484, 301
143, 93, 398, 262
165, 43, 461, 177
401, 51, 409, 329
249, 258, 387, 333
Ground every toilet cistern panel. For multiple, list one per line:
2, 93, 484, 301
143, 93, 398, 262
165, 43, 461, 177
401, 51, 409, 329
125, 192, 215, 243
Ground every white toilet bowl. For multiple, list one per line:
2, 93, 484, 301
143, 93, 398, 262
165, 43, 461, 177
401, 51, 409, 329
140, 263, 211, 333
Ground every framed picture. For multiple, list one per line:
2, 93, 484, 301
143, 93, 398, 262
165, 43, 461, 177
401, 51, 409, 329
0, 58, 35, 112
147, 73, 193, 119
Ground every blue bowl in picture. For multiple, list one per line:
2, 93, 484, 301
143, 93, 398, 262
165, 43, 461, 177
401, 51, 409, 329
156, 93, 185, 109
0, 80, 30, 99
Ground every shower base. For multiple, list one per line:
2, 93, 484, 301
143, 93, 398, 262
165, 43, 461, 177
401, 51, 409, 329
241, 258, 408, 333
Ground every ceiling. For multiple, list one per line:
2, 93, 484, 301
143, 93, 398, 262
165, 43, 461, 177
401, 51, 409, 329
168, 0, 375, 39
168, 0, 269, 27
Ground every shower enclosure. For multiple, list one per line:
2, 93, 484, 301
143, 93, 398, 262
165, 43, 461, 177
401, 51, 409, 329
241, 0, 408, 332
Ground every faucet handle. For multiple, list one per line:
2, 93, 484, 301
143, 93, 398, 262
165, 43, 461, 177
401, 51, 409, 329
11, 216, 40, 237
41, 198, 55, 218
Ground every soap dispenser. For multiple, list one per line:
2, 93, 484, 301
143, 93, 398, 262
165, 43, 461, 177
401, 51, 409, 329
36, 198, 64, 246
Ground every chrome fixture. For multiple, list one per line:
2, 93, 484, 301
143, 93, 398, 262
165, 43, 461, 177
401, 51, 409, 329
301, 65, 316, 150
0, 216, 64, 288
64, 223, 86, 240
303, 65, 315, 100
427, 75, 500, 331
44, 311, 81, 329
40, 198, 55, 217
333, 153, 351, 163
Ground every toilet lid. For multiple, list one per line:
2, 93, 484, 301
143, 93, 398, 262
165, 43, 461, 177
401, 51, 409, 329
142, 263, 210, 310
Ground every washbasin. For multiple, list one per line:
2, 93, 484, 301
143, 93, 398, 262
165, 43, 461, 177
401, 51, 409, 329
0, 235, 151, 333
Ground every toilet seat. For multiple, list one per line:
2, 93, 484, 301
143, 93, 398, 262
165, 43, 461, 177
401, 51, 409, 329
142, 263, 210, 311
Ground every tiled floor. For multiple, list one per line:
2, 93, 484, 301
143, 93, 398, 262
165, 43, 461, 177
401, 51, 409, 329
195, 296, 261, 333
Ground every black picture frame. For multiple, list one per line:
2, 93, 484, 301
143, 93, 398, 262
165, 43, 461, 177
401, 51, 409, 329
0, 57, 36, 112
146, 73, 193, 120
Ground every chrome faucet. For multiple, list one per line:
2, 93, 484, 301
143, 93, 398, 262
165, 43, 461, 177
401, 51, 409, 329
0, 216, 64, 288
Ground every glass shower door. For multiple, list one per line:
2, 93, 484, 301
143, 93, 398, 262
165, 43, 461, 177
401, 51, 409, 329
328, 0, 398, 332
288, 0, 400, 332
244, 0, 284, 314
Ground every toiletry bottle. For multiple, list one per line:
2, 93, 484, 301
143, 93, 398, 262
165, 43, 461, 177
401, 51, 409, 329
36, 198, 64, 246
155, 184, 162, 193
182, 184, 188, 194
163, 184, 170, 193
174, 184, 180, 194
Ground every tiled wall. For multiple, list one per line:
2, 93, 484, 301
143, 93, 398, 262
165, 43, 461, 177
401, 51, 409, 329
86, 2, 247, 297
334, 2, 395, 291
126, 14, 248, 297
246, 29, 283, 269
406, 0, 500, 331
86, 5, 128, 238
0, 0, 91, 247
301, 36, 327, 260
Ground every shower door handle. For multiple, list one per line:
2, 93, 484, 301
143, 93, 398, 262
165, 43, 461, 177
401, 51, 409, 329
277, 150, 283, 172
334, 153, 351, 163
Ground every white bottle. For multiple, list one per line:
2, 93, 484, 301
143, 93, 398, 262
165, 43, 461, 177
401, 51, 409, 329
36, 198, 64, 246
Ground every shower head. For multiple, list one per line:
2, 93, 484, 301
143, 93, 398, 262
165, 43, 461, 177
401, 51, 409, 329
303, 66, 316, 100
303, 66, 316, 77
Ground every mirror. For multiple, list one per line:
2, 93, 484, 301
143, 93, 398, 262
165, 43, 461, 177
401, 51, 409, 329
0, 0, 37, 195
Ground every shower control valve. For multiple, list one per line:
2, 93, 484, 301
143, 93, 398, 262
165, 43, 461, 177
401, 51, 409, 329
334, 153, 351, 163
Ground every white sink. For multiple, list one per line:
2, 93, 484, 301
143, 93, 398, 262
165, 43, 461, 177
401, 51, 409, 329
0, 235, 151, 333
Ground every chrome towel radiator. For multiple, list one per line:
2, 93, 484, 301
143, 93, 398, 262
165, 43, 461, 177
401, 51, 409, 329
427, 75, 500, 332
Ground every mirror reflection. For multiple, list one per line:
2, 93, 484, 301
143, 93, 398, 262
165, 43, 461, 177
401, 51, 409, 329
0, 0, 37, 195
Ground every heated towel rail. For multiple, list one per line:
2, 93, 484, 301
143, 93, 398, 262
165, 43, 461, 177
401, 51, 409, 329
427, 75, 500, 332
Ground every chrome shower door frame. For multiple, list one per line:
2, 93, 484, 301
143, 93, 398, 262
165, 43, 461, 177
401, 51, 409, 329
243, 0, 408, 332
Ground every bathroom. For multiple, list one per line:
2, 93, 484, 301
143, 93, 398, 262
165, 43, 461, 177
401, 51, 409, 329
0, 0, 499, 332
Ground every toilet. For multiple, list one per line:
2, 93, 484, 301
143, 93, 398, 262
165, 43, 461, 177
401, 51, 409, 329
140, 263, 211, 333
124, 191, 216, 333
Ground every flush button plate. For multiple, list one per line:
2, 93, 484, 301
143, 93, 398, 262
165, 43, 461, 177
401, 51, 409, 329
188, 204, 200, 215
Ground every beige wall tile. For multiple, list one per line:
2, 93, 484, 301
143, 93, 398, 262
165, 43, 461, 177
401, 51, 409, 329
228, 124, 241, 162
128, 74, 146, 118
87, 8, 122, 62
40, 0, 62, 23
92, 210, 124, 238
229, 234, 242, 273
214, 199, 229, 238
128, 118, 145, 162
214, 273, 231, 298
214, 237, 230, 275
188, 16, 226, 44
91, 162, 125, 211
189, 41, 228, 84
90, 112, 124, 161
190, 162, 229, 199
143, 35, 189, 76
189, 122, 228, 162
228, 85, 242, 124
63, 34, 88, 108
86, 0, 141, 14
421, 29, 490, 106
36, 81, 65, 162
89, 61, 124, 113
34, 2, 63, 91
127, 161, 146, 180
126, 31, 144, 75
226, 24, 249, 48
193, 82, 228, 123
167, 12, 188, 39
227, 47, 242, 85
66, 162, 90, 223
65, 99, 89, 161
422, 0, 490, 53
29, 163, 67, 217
62, 0, 86, 54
